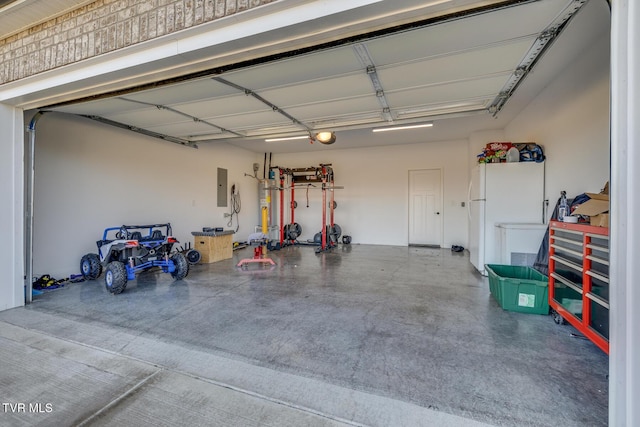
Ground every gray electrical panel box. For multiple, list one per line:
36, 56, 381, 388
217, 168, 227, 207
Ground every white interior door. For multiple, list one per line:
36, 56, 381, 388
409, 169, 442, 246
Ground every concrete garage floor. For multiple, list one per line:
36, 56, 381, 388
0, 245, 607, 426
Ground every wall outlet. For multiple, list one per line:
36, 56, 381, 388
224, 213, 231, 218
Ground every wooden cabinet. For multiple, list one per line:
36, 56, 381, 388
192, 231, 234, 263
548, 220, 609, 354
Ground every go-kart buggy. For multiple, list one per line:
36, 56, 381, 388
80, 223, 188, 294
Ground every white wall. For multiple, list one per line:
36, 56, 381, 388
32, 114, 473, 279
0, 104, 24, 310
32, 113, 261, 278
269, 139, 470, 248
504, 34, 610, 214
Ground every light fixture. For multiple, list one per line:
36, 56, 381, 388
264, 131, 336, 144
372, 123, 433, 133
314, 131, 336, 145
265, 135, 309, 142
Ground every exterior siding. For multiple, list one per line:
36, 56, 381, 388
0, 0, 276, 84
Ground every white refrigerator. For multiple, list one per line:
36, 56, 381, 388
468, 162, 545, 275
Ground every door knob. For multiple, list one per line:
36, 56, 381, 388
435, 212, 440, 215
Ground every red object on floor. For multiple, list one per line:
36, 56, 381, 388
236, 244, 275, 268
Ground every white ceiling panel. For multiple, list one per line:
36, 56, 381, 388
243, 124, 310, 138
307, 111, 386, 129
144, 120, 222, 137
175, 95, 272, 119
39, 0, 593, 151
365, 0, 573, 66
258, 73, 374, 108
385, 75, 507, 109
123, 78, 238, 106
50, 98, 143, 116
105, 108, 185, 128
286, 96, 382, 122
220, 46, 364, 90
377, 38, 536, 91
207, 110, 296, 132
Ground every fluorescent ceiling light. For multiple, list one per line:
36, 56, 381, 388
265, 135, 309, 142
372, 123, 433, 133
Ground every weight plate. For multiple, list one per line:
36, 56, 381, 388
285, 223, 303, 240
330, 224, 342, 239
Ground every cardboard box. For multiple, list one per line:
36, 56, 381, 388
572, 197, 609, 216
486, 142, 513, 151
590, 213, 609, 228
572, 181, 609, 227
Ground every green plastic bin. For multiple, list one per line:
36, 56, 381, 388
486, 264, 549, 315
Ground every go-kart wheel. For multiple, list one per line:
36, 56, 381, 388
105, 261, 127, 294
171, 252, 189, 280
80, 253, 102, 280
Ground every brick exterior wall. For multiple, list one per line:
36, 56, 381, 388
0, 0, 276, 84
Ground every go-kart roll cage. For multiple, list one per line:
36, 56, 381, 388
102, 223, 174, 241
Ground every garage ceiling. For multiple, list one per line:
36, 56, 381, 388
43, 0, 600, 152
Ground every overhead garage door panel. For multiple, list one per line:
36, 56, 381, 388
258, 74, 374, 107
220, 46, 364, 90
36, 0, 586, 145
144, 120, 224, 138
104, 108, 188, 128
377, 38, 535, 91
171, 94, 272, 118
49, 98, 143, 116
385, 75, 506, 109
122, 78, 239, 106
203, 110, 296, 132
285, 96, 383, 123
365, 0, 572, 66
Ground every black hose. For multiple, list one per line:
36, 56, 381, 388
227, 185, 241, 232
